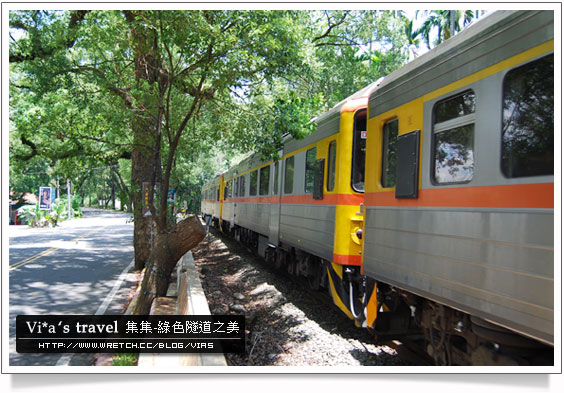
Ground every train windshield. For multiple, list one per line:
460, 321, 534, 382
351, 109, 367, 192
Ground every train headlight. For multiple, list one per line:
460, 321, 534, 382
351, 227, 363, 245
356, 228, 363, 240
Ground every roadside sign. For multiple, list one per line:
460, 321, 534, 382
167, 187, 175, 204
142, 182, 161, 216
39, 187, 52, 210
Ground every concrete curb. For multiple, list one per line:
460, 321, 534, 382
137, 252, 228, 367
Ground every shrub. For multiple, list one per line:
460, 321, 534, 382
59, 195, 83, 218
45, 199, 67, 227
16, 204, 37, 225
17, 204, 50, 227
16, 196, 84, 227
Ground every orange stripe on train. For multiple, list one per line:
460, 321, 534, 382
364, 183, 553, 209
227, 193, 363, 206
333, 253, 362, 266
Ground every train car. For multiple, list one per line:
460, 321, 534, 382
200, 10, 555, 365
362, 10, 554, 365
221, 166, 237, 230
201, 174, 222, 225
204, 82, 382, 322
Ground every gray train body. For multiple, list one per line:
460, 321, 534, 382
364, 10, 554, 345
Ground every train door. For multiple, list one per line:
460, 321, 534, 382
269, 155, 283, 245
232, 172, 238, 227
219, 174, 224, 228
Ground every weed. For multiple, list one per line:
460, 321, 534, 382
112, 352, 139, 366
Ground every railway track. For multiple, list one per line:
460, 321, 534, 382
383, 339, 434, 366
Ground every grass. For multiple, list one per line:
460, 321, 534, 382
112, 352, 139, 366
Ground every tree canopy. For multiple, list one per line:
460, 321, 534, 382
9, 9, 414, 211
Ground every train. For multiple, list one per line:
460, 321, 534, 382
201, 10, 555, 366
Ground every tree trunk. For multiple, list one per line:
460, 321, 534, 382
131, 109, 163, 270
132, 215, 206, 315
111, 182, 116, 210
125, 10, 164, 271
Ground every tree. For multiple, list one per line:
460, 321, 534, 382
417, 10, 476, 49
403, 18, 422, 60
307, 10, 409, 102
10, 9, 316, 314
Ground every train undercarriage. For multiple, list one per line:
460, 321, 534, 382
208, 217, 554, 366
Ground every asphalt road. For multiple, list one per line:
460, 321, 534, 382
8, 208, 137, 367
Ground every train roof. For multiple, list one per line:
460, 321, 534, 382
311, 78, 383, 126
202, 174, 222, 190
369, 10, 554, 118
277, 78, 383, 156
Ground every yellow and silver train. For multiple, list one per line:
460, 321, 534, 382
202, 10, 555, 365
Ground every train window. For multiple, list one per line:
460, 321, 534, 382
435, 90, 476, 123
239, 175, 246, 197
233, 178, 238, 197
216, 187, 219, 201
305, 147, 317, 193
502, 54, 554, 178
327, 141, 337, 191
432, 90, 475, 184
250, 170, 258, 196
381, 118, 398, 188
351, 109, 367, 192
284, 156, 294, 194
259, 165, 270, 195
273, 161, 279, 195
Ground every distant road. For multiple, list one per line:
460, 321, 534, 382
8, 208, 136, 367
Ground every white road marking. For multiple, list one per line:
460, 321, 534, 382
55, 258, 135, 366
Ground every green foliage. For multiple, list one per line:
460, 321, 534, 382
416, 10, 477, 49
17, 204, 50, 227
112, 353, 139, 366
16, 204, 39, 225
45, 199, 67, 226
304, 10, 409, 103
9, 9, 415, 226
9, 156, 52, 203
16, 195, 83, 227
59, 194, 83, 217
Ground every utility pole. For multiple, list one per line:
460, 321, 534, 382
67, 179, 72, 219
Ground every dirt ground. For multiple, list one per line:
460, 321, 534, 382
191, 228, 406, 367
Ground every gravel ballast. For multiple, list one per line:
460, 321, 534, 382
192, 229, 408, 367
